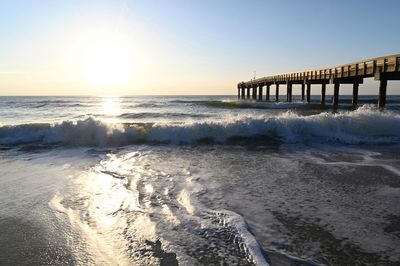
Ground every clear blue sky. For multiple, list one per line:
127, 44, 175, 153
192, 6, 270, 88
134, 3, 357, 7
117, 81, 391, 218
0, 0, 399, 95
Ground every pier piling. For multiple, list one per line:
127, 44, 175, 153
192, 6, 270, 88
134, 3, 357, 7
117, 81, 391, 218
306, 83, 311, 103
275, 84, 279, 102
287, 83, 292, 102
378, 79, 387, 109
352, 83, 359, 108
333, 82, 340, 109
266, 85, 270, 101
321, 83, 326, 105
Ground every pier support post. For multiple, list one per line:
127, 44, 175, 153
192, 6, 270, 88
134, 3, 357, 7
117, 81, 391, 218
378, 79, 387, 109
258, 85, 263, 101
306, 83, 311, 103
275, 84, 279, 102
333, 82, 340, 110
286, 83, 292, 102
352, 83, 359, 108
321, 83, 326, 104
241, 88, 245, 99
266, 85, 270, 101
301, 83, 305, 101
246, 87, 250, 99
252, 86, 257, 100
238, 89, 240, 99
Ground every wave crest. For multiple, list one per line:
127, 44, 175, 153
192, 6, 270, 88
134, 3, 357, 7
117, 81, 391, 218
1, 105, 399, 146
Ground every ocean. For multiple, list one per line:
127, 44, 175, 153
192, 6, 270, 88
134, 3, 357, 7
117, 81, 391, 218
1, 95, 400, 265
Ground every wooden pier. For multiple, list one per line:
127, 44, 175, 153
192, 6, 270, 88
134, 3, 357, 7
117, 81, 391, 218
237, 54, 400, 109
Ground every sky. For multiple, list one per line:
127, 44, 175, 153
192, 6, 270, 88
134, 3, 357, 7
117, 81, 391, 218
0, 0, 399, 96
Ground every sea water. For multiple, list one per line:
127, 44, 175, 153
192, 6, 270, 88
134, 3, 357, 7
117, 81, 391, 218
1, 95, 400, 265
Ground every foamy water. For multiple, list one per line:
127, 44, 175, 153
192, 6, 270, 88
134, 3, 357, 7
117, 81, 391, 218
1, 96, 400, 265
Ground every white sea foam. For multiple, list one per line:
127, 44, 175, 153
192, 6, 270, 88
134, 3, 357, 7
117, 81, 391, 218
1, 105, 399, 146
177, 175, 270, 265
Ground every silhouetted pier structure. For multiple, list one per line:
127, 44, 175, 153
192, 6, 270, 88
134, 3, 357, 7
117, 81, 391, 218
237, 54, 400, 109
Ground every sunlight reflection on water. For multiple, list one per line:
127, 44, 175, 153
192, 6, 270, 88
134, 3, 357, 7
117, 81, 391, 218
100, 96, 122, 122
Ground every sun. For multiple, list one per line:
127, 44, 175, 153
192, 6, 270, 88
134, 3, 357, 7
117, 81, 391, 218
80, 34, 134, 87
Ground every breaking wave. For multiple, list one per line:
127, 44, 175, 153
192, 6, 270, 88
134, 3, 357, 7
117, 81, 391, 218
1, 105, 400, 146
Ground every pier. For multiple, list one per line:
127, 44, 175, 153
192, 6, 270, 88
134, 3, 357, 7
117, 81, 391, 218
237, 54, 400, 109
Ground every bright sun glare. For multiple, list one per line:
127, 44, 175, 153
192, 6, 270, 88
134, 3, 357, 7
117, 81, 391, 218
80, 34, 134, 87
101, 97, 121, 117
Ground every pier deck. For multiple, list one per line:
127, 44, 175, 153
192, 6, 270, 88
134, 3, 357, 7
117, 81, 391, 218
237, 54, 400, 109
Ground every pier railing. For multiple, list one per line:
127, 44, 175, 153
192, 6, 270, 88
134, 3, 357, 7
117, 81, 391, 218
237, 54, 400, 109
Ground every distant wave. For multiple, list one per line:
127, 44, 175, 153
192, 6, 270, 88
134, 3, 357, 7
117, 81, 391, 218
1, 105, 400, 146
33, 103, 48, 108
203, 100, 310, 109
84, 112, 209, 119
18, 102, 88, 109
130, 102, 167, 108
118, 112, 209, 119
172, 100, 325, 110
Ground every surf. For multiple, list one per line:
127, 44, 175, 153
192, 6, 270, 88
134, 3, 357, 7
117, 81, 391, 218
1, 105, 400, 146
